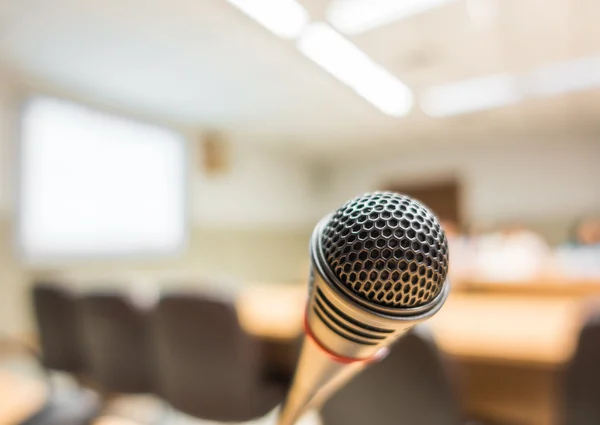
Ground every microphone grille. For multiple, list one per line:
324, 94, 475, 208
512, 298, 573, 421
321, 192, 449, 309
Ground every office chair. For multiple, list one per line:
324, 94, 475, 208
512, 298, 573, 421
32, 282, 86, 378
152, 293, 286, 422
561, 310, 600, 425
77, 291, 157, 396
22, 282, 101, 425
321, 325, 462, 425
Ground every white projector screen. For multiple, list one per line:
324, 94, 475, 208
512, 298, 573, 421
18, 97, 187, 263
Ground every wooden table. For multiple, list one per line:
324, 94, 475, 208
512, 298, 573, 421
237, 281, 596, 425
237, 283, 590, 365
430, 293, 588, 425
429, 294, 585, 367
0, 371, 46, 425
455, 277, 600, 298
237, 284, 306, 341
4, 279, 595, 425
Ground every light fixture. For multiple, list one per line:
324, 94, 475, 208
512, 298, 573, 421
420, 74, 522, 117
297, 22, 413, 117
525, 55, 600, 97
327, 0, 458, 35
465, 0, 499, 29
421, 54, 600, 117
227, 0, 309, 39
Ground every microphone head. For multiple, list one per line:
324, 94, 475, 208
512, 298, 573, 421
318, 192, 449, 313
281, 193, 450, 425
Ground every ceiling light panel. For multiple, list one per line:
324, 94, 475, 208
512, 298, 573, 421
298, 23, 413, 117
327, 0, 459, 35
227, 0, 310, 39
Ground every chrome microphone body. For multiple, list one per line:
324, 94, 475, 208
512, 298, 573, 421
278, 192, 450, 425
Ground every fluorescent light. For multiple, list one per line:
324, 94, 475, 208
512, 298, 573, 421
227, 0, 309, 39
327, 0, 458, 35
421, 74, 522, 117
297, 23, 413, 117
525, 55, 600, 97
465, 0, 499, 29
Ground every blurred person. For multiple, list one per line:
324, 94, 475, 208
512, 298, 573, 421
571, 217, 600, 247
473, 222, 551, 282
554, 217, 600, 278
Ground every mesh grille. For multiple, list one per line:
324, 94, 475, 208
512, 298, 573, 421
321, 192, 449, 309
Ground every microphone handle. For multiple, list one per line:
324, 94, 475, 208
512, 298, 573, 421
277, 336, 369, 425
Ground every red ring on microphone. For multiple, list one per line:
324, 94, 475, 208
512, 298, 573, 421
303, 311, 388, 365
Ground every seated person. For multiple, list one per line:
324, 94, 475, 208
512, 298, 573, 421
571, 217, 600, 247
555, 217, 600, 278
473, 223, 550, 282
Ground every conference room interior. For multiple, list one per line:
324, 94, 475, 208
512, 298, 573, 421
1, 1, 600, 425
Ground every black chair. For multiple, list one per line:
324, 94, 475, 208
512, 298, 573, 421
32, 282, 86, 377
23, 282, 101, 425
561, 310, 600, 425
77, 291, 157, 395
152, 293, 286, 422
321, 325, 462, 425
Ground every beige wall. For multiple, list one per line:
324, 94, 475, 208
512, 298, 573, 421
0, 77, 316, 335
326, 138, 600, 244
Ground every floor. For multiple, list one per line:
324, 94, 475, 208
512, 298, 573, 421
0, 354, 321, 425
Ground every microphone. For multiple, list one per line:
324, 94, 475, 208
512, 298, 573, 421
278, 192, 450, 425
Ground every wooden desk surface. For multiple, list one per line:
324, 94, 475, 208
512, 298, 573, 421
0, 371, 46, 425
455, 278, 600, 298
429, 294, 584, 367
238, 283, 588, 367
237, 284, 306, 341
237, 283, 588, 425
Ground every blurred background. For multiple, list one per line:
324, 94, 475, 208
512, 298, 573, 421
0, 0, 599, 425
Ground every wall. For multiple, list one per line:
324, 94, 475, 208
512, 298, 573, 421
0, 76, 14, 216
193, 141, 319, 228
327, 139, 600, 243
0, 78, 27, 335
0, 77, 317, 335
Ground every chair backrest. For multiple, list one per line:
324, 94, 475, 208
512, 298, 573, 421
32, 282, 86, 374
321, 326, 461, 425
77, 291, 155, 394
562, 311, 600, 425
152, 293, 268, 420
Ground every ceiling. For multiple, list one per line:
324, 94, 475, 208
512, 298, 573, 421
0, 0, 599, 155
